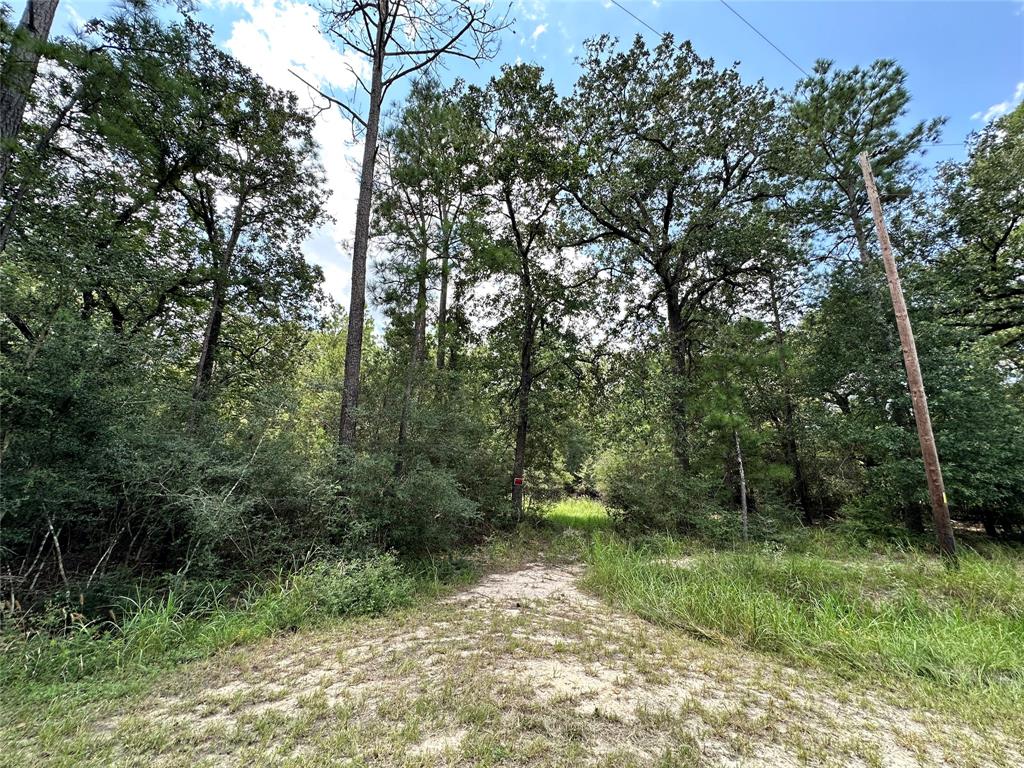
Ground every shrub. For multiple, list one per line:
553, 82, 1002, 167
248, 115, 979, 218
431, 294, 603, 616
339, 450, 483, 554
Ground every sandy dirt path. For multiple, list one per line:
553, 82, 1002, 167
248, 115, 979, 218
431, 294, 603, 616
76, 558, 1018, 767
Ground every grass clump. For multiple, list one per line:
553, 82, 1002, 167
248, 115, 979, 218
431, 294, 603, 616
584, 533, 1024, 698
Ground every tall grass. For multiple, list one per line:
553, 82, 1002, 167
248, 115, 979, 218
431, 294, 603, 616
543, 498, 612, 532
1, 555, 416, 686
585, 534, 1024, 692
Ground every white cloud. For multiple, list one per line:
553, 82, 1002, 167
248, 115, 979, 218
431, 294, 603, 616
217, 0, 366, 306
516, 0, 549, 23
971, 81, 1024, 123
64, 2, 86, 29
531, 23, 547, 41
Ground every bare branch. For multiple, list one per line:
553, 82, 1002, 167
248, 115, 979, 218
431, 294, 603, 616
288, 69, 368, 130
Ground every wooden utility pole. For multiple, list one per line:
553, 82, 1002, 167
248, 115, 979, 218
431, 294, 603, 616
858, 152, 956, 558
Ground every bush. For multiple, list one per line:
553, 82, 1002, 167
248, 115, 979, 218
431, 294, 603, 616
287, 556, 414, 619
596, 447, 737, 538
339, 450, 483, 554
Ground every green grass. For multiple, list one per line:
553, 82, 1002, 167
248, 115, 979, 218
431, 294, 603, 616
0, 554, 434, 690
0, 552, 475, 767
543, 497, 612, 532
584, 532, 1024, 724
4, 506, 1023, 765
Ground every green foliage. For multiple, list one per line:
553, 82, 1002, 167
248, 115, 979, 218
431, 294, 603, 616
1, 6, 333, 597
338, 451, 482, 554
785, 58, 944, 262
795, 262, 1024, 537
932, 102, 1024, 363
2, 0, 1022, 685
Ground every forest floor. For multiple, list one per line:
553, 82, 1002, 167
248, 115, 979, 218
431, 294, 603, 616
5, 505, 1023, 767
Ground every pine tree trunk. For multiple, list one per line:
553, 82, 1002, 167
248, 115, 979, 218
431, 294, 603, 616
664, 284, 691, 471
734, 428, 748, 540
447, 278, 464, 371
844, 188, 871, 267
0, 0, 59, 189
435, 241, 450, 369
767, 273, 813, 522
338, 51, 385, 449
396, 251, 428, 473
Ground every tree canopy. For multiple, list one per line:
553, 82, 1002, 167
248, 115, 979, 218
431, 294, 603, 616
2, 5, 1022, 611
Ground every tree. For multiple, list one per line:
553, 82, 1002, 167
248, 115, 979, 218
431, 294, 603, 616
312, 0, 507, 449
932, 103, 1024, 363
372, 76, 483, 465
0, 0, 59, 188
176, 57, 328, 416
568, 34, 779, 471
786, 59, 943, 265
474, 64, 597, 518
2, 10, 223, 346
1, 9, 334, 589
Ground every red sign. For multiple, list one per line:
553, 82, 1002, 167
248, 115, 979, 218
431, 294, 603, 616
513, 477, 524, 486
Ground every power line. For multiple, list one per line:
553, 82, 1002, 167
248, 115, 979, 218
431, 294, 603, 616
607, 0, 662, 38
606, 0, 810, 79
603, 2, 968, 151
717, 0, 810, 78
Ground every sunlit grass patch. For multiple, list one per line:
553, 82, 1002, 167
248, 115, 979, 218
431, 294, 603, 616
544, 498, 612, 532
583, 532, 1024, 730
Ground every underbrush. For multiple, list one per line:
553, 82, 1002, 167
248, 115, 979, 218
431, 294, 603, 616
0, 554, 417, 688
584, 532, 1024, 725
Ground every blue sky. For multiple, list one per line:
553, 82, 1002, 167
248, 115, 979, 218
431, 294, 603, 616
54, 0, 1024, 303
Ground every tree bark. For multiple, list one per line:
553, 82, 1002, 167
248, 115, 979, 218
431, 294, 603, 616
842, 183, 871, 266
447, 277, 465, 371
512, 309, 534, 521
1, 81, 83, 254
511, 243, 535, 520
734, 428, 748, 540
664, 283, 691, 471
396, 249, 428, 473
192, 277, 226, 404
189, 188, 246, 419
338, 49, 385, 449
435, 232, 450, 369
767, 273, 813, 523
0, 0, 59, 190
